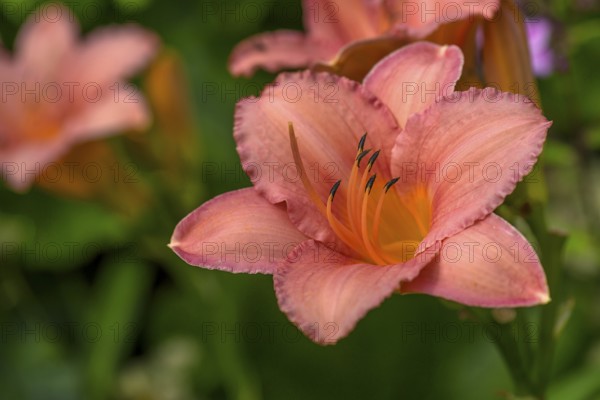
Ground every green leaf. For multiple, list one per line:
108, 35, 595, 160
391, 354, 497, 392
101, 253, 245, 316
1, 188, 128, 271
84, 258, 155, 400
548, 363, 600, 400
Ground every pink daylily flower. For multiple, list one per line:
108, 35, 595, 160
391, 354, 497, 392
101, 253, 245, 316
0, 4, 159, 191
229, 0, 499, 77
172, 42, 551, 344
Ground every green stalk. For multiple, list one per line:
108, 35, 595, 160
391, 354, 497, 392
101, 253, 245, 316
526, 206, 567, 398
470, 308, 535, 395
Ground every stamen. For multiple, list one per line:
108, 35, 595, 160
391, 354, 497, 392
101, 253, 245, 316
352, 160, 375, 227
350, 148, 380, 227
330, 179, 342, 200
365, 174, 377, 193
373, 177, 400, 244
288, 126, 428, 265
359, 175, 388, 265
366, 150, 380, 172
327, 181, 363, 250
357, 133, 367, 152
288, 122, 326, 215
384, 177, 400, 192
356, 149, 372, 168
347, 148, 371, 229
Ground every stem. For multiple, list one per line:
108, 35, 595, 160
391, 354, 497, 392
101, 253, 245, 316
497, 324, 537, 395
526, 206, 567, 398
470, 308, 536, 395
474, 202, 566, 398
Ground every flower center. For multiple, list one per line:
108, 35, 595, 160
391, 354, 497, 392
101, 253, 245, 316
289, 122, 431, 265
0, 89, 65, 148
22, 102, 62, 141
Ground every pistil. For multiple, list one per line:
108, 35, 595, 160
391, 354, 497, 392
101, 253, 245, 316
288, 122, 326, 215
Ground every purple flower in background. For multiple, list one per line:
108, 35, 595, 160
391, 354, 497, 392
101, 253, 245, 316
525, 18, 555, 77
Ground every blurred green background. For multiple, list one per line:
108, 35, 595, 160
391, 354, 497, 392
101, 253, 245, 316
1, 0, 600, 399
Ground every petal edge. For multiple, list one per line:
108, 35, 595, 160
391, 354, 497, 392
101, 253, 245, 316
403, 213, 550, 307
170, 188, 308, 274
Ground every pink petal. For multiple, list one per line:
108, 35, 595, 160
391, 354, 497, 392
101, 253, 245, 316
303, 0, 387, 44
228, 1, 390, 77
234, 71, 399, 249
0, 140, 70, 192
15, 4, 77, 79
0, 61, 19, 128
0, 85, 150, 191
64, 24, 159, 86
386, 0, 500, 30
228, 30, 326, 77
170, 188, 308, 274
391, 87, 551, 250
364, 41, 463, 128
403, 213, 549, 306
275, 239, 437, 344
62, 83, 151, 142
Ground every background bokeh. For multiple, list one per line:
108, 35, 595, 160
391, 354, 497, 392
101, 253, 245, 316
1, 0, 599, 399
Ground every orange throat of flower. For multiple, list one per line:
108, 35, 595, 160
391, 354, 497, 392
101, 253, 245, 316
1, 101, 64, 148
289, 122, 431, 266
24, 103, 63, 141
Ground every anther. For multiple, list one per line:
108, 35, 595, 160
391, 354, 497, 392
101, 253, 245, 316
358, 133, 367, 152
365, 174, 377, 194
330, 180, 342, 200
356, 149, 372, 167
367, 150, 380, 172
384, 177, 400, 193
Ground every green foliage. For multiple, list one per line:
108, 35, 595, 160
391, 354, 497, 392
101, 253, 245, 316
1, 0, 599, 399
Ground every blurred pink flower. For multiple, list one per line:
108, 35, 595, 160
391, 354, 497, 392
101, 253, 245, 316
525, 18, 555, 77
228, 0, 499, 77
0, 4, 159, 191
172, 42, 551, 344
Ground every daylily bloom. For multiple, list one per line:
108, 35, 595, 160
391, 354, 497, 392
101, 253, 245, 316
229, 0, 499, 78
172, 42, 551, 344
230, 0, 543, 104
0, 4, 159, 191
